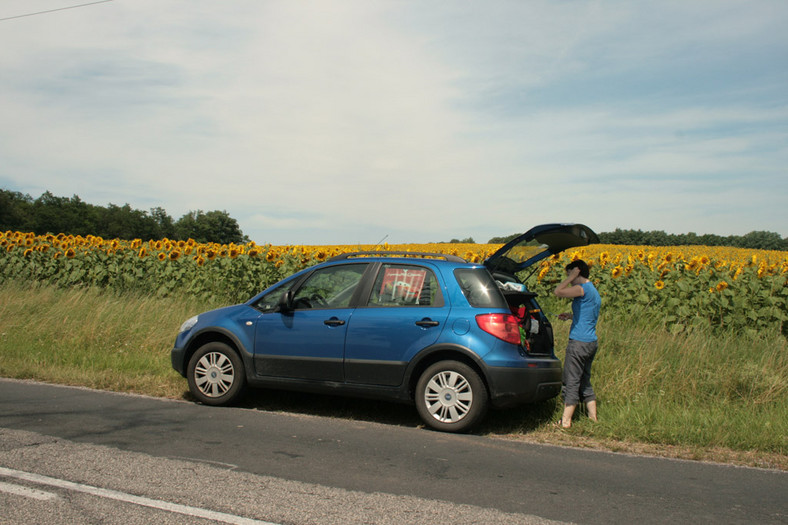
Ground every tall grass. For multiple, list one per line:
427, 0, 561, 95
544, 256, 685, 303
0, 281, 223, 397
1, 282, 785, 465
585, 312, 786, 452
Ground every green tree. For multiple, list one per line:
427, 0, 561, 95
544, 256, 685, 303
174, 210, 246, 244
487, 233, 520, 244
149, 207, 176, 239
0, 189, 34, 231
737, 231, 787, 251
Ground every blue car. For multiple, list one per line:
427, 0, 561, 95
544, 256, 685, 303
171, 223, 599, 432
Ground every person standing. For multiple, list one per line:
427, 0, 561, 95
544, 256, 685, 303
554, 259, 601, 428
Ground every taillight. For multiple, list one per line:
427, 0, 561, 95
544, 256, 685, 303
476, 313, 521, 345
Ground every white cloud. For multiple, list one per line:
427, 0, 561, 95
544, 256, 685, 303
0, 1, 786, 244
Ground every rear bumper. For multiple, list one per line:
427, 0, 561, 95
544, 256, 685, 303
485, 360, 563, 408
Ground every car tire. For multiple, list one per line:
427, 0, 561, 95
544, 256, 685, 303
187, 342, 246, 406
415, 360, 488, 432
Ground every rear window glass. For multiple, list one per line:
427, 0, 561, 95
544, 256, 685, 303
454, 268, 507, 308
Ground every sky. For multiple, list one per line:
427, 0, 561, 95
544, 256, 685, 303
1, 1, 786, 245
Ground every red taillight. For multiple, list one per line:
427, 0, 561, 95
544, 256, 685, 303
476, 313, 521, 345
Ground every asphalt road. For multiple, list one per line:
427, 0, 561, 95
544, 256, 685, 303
0, 378, 785, 524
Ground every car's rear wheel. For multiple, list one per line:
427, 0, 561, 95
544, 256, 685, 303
415, 360, 488, 432
187, 342, 246, 406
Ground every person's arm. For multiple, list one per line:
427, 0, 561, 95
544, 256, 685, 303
554, 267, 585, 298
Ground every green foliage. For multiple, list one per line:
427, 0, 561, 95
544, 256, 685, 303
0, 188, 246, 244
174, 209, 247, 244
527, 254, 787, 337
487, 233, 521, 244
599, 228, 788, 250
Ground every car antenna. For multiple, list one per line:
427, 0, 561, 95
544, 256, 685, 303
373, 234, 389, 248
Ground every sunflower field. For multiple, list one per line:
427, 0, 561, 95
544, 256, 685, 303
1, 230, 786, 335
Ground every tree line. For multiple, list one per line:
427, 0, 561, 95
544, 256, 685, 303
488, 228, 788, 251
0, 189, 247, 245
3, 189, 786, 250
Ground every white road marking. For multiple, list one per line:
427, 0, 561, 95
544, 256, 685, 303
0, 467, 278, 525
0, 480, 59, 501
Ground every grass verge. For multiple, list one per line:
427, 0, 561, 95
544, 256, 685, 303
1, 282, 785, 470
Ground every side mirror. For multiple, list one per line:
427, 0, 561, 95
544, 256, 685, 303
278, 290, 295, 312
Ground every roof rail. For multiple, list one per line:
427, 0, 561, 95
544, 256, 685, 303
328, 251, 466, 263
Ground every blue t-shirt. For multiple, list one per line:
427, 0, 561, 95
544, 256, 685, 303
569, 281, 601, 342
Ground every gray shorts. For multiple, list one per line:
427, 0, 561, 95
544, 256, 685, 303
562, 339, 598, 406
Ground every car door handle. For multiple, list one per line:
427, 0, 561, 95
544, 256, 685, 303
324, 318, 346, 327
415, 318, 440, 328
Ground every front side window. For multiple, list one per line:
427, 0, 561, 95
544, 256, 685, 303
291, 263, 368, 309
368, 264, 443, 307
454, 268, 507, 308
253, 280, 291, 313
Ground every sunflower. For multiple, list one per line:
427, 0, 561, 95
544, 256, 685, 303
654, 280, 665, 290
138, 248, 148, 258
169, 250, 181, 261
157, 252, 167, 261
206, 250, 217, 261
65, 248, 76, 258
715, 281, 729, 292
611, 266, 623, 279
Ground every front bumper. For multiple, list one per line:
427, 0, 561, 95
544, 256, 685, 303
171, 346, 187, 377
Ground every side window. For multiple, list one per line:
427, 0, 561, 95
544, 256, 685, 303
291, 264, 368, 309
253, 280, 291, 313
367, 264, 443, 307
454, 268, 507, 308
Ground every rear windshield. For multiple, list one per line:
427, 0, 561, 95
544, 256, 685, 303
454, 268, 508, 308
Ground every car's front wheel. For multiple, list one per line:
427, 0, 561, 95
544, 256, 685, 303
415, 360, 488, 432
187, 342, 246, 406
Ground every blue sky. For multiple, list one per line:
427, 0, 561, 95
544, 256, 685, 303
1, 1, 786, 245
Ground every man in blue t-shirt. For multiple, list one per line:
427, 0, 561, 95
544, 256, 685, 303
554, 259, 601, 429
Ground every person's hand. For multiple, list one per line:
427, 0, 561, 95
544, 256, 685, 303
558, 312, 572, 321
566, 267, 581, 281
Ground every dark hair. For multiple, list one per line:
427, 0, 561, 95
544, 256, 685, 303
565, 259, 590, 278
